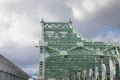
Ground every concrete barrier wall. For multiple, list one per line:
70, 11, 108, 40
0, 55, 31, 80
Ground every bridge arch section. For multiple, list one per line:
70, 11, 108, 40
38, 20, 120, 80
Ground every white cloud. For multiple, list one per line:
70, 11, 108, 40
0, 0, 120, 78
67, 1, 86, 20
0, 2, 39, 77
0, 0, 63, 78
0, 0, 20, 8
97, 0, 112, 7
67, 0, 113, 20
72, 7, 85, 20
92, 31, 120, 43
82, 0, 97, 12
22, 64, 37, 78
0, 11, 39, 47
8, 15, 38, 46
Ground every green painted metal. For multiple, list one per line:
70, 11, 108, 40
38, 20, 120, 80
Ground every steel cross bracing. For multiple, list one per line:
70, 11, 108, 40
38, 19, 120, 80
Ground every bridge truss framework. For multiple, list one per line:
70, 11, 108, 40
38, 20, 120, 80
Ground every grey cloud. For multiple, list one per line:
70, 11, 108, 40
2, 0, 120, 36
72, 0, 120, 38
1, 0, 120, 77
1, 46, 38, 66
5, 0, 72, 22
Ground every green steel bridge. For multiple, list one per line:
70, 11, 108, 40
37, 19, 120, 80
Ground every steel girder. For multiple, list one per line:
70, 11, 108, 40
38, 20, 120, 80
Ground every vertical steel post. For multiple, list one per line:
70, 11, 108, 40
43, 45, 45, 80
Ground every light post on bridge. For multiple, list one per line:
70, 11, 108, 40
35, 43, 45, 80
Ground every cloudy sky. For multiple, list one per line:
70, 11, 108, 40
0, 0, 120, 78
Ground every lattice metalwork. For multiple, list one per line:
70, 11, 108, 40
38, 19, 120, 80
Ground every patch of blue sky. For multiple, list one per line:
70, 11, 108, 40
90, 26, 120, 40
31, 74, 37, 78
105, 26, 120, 33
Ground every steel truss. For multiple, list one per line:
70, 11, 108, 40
38, 19, 120, 80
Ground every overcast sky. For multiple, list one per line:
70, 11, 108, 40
0, 0, 120, 78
